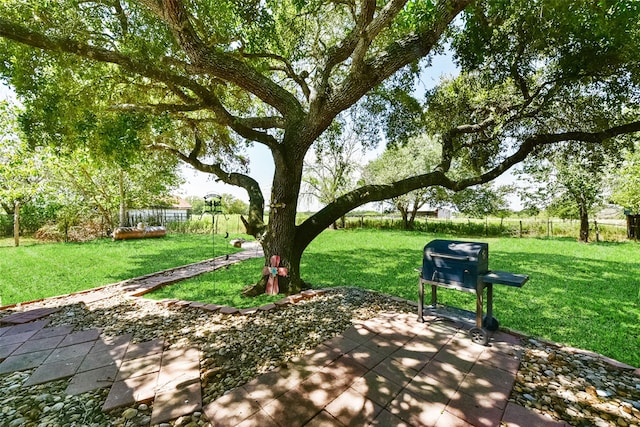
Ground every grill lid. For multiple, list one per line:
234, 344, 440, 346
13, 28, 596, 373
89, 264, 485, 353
424, 239, 488, 263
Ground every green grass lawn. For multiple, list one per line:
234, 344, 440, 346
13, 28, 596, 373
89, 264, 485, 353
146, 229, 640, 367
0, 233, 244, 306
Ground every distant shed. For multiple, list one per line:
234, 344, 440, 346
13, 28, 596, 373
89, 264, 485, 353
415, 207, 452, 220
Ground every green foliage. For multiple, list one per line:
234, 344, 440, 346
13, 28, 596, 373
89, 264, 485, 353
362, 136, 447, 227
519, 142, 618, 241
185, 196, 206, 215
221, 194, 248, 215
451, 184, 513, 219
611, 142, 640, 213
0, 101, 45, 205
425, 0, 640, 181
359, 68, 424, 145
303, 123, 362, 208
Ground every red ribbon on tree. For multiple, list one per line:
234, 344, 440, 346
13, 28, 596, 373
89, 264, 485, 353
263, 255, 288, 295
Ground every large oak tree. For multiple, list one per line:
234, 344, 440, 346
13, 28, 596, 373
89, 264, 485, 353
1, 0, 639, 293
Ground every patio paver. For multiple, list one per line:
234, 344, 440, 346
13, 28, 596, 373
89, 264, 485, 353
66, 364, 119, 395
0, 308, 59, 324
23, 355, 86, 386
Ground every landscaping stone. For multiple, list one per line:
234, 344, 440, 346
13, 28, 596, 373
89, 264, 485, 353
512, 342, 640, 426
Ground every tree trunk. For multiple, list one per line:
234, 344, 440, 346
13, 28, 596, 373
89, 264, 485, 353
408, 205, 419, 230
243, 142, 306, 296
13, 200, 20, 247
399, 207, 409, 229
118, 170, 127, 227
579, 205, 589, 243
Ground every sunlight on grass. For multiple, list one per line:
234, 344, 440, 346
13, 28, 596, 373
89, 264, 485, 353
0, 237, 41, 247
0, 233, 245, 306
144, 258, 281, 309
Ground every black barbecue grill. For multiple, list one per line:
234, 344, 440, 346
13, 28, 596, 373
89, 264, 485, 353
418, 239, 528, 345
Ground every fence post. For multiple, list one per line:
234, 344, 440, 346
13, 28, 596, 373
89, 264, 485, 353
547, 219, 550, 238
519, 220, 523, 238
594, 220, 600, 242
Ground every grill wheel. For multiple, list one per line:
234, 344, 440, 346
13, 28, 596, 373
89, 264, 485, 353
469, 327, 489, 345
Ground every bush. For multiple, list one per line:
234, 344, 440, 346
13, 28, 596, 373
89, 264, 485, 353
35, 220, 106, 242
0, 214, 13, 237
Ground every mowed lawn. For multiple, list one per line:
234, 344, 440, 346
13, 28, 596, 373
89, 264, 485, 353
148, 229, 640, 367
0, 234, 242, 307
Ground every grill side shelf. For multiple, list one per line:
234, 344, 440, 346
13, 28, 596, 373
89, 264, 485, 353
482, 271, 529, 287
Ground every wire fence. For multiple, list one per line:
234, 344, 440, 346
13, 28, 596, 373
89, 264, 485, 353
1, 211, 632, 242
341, 215, 628, 241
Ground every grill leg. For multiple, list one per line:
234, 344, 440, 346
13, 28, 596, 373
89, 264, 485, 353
418, 277, 424, 323
483, 283, 500, 331
431, 284, 437, 307
475, 282, 484, 329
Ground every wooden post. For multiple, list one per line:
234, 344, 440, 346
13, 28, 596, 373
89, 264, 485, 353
547, 219, 550, 238
519, 220, 523, 238
594, 220, 600, 242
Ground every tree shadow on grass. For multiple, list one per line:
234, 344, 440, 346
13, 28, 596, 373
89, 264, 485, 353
100, 238, 245, 284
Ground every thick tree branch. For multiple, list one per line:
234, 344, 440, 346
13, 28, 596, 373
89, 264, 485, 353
324, 0, 472, 117
112, 103, 205, 113
0, 18, 208, 103
296, 120, 640, 249
242, 52, 311, 101
0, 17, 283, 146
137, 0, 304, 119
150, 142, 267, 237
315, 0, 383, 108
352, 0, 407, 70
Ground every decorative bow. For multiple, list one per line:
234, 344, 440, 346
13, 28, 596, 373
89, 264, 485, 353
263, 255, 288, 295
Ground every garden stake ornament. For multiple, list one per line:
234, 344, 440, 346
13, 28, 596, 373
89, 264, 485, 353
263, 255, 288, 295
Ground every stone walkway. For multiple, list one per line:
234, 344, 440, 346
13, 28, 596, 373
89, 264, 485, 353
0, 243, 570, 426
